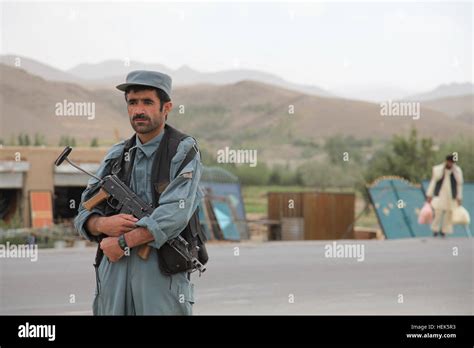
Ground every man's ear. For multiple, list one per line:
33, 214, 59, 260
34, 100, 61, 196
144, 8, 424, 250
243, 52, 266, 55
164, 101, 173, 113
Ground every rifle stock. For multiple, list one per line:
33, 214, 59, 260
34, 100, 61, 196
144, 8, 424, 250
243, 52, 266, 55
83, 188, 109, 210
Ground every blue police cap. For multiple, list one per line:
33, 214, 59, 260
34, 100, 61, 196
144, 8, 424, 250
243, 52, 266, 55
116, 70, 172, 98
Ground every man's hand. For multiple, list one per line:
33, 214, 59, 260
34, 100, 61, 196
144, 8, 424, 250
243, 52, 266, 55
426, 197, 432, 204
456, 198, 462, 206
100, 237, 125, 263
96, 214, 138, 237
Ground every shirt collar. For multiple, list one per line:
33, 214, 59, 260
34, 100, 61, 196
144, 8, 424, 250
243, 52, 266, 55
133, 129, 164, 158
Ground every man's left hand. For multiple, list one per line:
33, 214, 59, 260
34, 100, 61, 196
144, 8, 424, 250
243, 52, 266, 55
100, 237, 125, 263
456, 198, 462, 205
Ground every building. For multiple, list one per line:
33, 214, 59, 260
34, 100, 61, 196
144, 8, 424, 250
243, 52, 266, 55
0, 146, 106, 228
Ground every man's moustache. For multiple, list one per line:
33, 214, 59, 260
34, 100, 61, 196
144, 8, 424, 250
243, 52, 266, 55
133, 115, 150, 121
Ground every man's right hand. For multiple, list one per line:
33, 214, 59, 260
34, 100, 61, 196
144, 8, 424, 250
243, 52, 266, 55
426, 197, 432, 204
87, 214, 139, 237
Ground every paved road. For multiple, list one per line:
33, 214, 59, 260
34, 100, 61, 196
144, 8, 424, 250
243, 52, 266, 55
0, 238, 472, 315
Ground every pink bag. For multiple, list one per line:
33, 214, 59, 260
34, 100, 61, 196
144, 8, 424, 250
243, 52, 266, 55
418, 202, 433, 224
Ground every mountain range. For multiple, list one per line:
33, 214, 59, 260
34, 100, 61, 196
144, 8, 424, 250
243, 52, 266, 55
1, 62, 472, 165
2, 54, 472, 102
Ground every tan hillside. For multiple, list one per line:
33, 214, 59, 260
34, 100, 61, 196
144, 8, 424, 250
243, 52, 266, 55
0, 64, 131, 144
421, 94, 473, 121
1, 64, 472, 164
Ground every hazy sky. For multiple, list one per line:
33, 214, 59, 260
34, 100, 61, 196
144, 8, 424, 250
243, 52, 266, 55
1, 1, 472, 91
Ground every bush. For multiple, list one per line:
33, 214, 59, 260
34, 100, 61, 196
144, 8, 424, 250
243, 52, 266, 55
323, 134, 367, 165
59, 136, 77, 147
438, 136, 474, 181
226, 163, 271, 185
363, 127, 434, 185
34, 133, 47, 146
268, 164, 303, 186
297, 160, 363, 190
18, 133, 31, 146
90, 138, 99, 147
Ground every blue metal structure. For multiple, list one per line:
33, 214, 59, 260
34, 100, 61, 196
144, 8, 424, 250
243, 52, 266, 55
367, 176, 471, 239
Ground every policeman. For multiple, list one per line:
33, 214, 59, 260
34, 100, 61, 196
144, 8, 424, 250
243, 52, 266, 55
74, 70, 203, 315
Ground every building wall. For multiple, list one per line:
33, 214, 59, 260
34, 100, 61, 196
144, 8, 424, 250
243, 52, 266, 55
0, 146, 107, 227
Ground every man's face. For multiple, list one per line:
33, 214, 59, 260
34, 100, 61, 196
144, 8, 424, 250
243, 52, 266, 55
126, 89, 170, 134
446, 160, 454, 169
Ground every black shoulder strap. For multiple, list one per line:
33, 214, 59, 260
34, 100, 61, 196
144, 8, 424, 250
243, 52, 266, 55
176, 140, 199, 175
151, 124, 198, 207
111, 134, 137, 186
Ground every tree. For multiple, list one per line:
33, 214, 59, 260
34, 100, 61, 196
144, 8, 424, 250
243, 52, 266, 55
438, 136, 474, 182
34, 133, 46, 146
297, 160, 363, 190
268, 166, 282, 185
222, 162, 271, 185
18, 133, 31, 146
59, 136, 77, 147
364, 127, 434, 185
268, 163, 302, 186
324, 135, 363, 165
